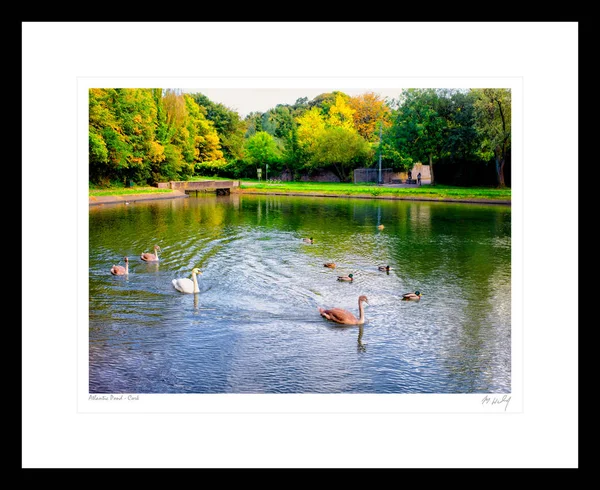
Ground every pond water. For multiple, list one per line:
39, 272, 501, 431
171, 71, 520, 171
88, 193, 511, 394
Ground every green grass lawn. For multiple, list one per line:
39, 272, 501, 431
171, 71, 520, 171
89, 180, 511, 201
88, 186, 174, 197
238, 181, 511, 201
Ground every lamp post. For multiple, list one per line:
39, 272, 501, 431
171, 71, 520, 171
377, 122, 382, 185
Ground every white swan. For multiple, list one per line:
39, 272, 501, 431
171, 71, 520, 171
172, 268, 202, 294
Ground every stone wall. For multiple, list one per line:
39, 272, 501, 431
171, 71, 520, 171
269, 170, 341, 182
299, 170, 341, 182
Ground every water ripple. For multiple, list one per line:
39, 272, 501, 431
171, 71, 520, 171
89, 194, 512, 394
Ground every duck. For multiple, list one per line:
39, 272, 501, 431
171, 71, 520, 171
402, 290, 422, 300
172, 268, 202, 294
141, 245, 160, 262
324, 262, 336, 269
337, 273, 354, 282
378, 265, 391, 272
110, 257, 129, 275
303, 237, 314, 244
377, 224, 385, 230
318, 295, 369, 326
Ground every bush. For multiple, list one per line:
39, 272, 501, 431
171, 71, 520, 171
194, 160, 230, 178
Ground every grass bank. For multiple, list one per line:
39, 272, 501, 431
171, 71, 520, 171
89, 186, 174, 197
89, 180, 511, 203
238, 181, 511, 202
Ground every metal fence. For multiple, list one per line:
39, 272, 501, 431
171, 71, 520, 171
353, 168, 395, 184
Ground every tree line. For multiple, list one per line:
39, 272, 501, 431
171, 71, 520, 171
89, 87, 511, 187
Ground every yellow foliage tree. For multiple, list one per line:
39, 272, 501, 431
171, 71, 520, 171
296, 106, 326, 154
184, 95, 225, 164
163, 89, 187, 131
348, 91, 392, 142
328, 94, 356, 130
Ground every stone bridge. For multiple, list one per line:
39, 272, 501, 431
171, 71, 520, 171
157, 180, 240, 195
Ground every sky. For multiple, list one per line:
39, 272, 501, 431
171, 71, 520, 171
182, 87, 404, 118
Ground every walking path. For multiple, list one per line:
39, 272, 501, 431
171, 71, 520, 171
89, 190, 188, 206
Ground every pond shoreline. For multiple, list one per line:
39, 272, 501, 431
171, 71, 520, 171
238, 190, 511, 205
89, 190, 188, 206
89, 189, 510, 206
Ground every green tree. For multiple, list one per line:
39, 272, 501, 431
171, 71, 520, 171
152, 89, 195, 182
161, 92, 195, 179
151, 89, 180, 182
440, 89, 480, 163
265, 105, 302, 179
378, 125, 414, 171
89, 88, 118, 185
244, 111, 264, 138
390, 88, 448, 185
89, 88, 135, 185
311, 126, 373, 181
189, 93, 246, 162
89, 88, 164, 186
118, 88, 162, 185
248, 99, 313, 180
472, 88, 511, 187
244, 131, 282, 177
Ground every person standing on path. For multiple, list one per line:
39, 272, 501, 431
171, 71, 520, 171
417, 172, 421, 185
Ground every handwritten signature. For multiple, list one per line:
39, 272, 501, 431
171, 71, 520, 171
481, 394, 511, 411
88, 394, 140, 401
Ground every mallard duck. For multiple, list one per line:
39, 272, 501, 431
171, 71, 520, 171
318, 295, 369, 326
172, 268, 202, 294
402, 290, 422, 300
324, 262, 336, 269
303, 237, 314, 244
377, 224, 385, 230
337, 273, 354, 282
141, 245, 160, 262
378, 265, 391, 272
110, 257, 129, 275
